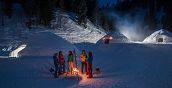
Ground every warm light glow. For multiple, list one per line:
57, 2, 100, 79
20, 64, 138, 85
73, 68, 79, 75
109, 36, 113, 40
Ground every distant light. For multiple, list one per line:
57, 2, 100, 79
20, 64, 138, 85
109, 36, 113, 40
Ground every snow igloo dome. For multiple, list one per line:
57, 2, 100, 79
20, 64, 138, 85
143, 29, 172, 44
97, 31, 130, 44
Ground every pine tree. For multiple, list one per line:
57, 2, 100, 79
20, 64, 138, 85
77, 0, 87, 27
1, 15, 4, 26
161, 0, 172, 32
59, 0, 65, 10
63, 0, 73, 11
3, 0, 13, 18
0, 1, 4, 26
71, 0, 79, 12
85, 0, 98, 22
39, 0, 54, 26
143, 0, 157, 30
94, 7, 100, 29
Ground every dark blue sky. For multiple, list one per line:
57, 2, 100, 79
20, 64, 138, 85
98, 0, 118, 7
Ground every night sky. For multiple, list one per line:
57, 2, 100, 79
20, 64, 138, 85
98, 0, 118, 7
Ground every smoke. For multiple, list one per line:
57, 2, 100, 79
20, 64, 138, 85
106, 9, 150, 42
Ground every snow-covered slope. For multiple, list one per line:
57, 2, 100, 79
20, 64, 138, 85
51, 10, 106, 44
21, 31, 78, 56
143, 29, 172, 44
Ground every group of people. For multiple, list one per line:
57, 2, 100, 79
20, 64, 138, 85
53, 50, 93, 78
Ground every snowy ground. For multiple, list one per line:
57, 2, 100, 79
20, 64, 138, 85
1, 42, 172, 88
0, 56, 80, 88
74, 43, 172, 88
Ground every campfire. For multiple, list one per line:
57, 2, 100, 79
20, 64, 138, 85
73, 68, 79, 75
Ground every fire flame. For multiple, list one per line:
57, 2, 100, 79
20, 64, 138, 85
73, 68, 79, 75
103, 36, 113, 40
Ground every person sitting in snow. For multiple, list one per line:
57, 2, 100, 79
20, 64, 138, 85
67, 51, 74, 74
87, 51, 93, 78
80, 50, 88, 74
58, 51, 65, 74
53, 53, 59, 78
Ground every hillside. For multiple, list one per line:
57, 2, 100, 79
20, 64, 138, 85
51, 10, 106, 44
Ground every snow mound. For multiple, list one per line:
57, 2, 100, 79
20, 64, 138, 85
143, 29, 172, 44
97, 31, 130, 44
51, 10, 106, 44
9, 44, 26, 58
21, 31, 78, 56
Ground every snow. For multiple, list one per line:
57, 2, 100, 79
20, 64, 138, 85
9, 44, 26, 58
73, 43, 172, 88
20, 31, 78, 56
51, 10, 106, 44
143, 29, 172, 44
1, 42, 172, 88
0, 56, 81, 88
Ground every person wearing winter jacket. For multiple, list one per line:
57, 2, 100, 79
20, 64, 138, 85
53, 53, 59, 78
80, 50, 88, 74
87, 51, 93, 78
67, 51, 74, 74
58, 51, 65, 74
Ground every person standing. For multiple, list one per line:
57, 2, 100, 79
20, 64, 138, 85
58, 51, 65, 74
80, 50, 87, 74
87, 51, 93, 78
67, 51, 74, 74
53, 53, 59, 78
